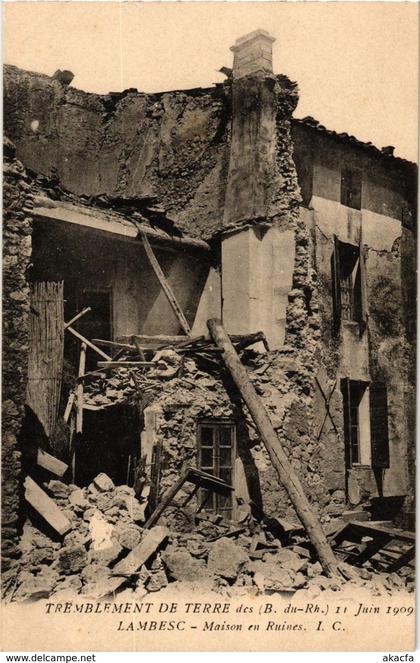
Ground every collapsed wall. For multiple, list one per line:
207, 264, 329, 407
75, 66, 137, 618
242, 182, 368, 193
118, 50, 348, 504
220, 31, 335, 524
3, 64, 230, 240
2, 138, 33, 575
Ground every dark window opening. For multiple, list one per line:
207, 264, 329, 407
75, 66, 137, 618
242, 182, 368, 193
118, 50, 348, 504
65, 287, 112, 370
341, 168, 362, 210
341, 379, 368, 468
331, 237, 367, 334
197, 420, 236, 517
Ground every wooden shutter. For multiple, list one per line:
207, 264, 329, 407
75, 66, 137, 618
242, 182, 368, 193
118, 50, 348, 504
331, 235, 341, 334
341, 378, 352, 470
27, 281, 64, 443
369, 382, 390, 468
358, 228, 368, 334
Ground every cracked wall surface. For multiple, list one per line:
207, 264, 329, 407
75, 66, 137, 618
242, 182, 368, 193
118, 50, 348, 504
2, 139, 33, 574
4, 65, 231, 240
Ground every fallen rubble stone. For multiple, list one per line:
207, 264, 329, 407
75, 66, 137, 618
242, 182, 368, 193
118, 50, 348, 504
162, 550, 208, 582
93, 473, 115, 492
207, 537, 248, 580
115, 523, 143, 550
58, 544, 88, 575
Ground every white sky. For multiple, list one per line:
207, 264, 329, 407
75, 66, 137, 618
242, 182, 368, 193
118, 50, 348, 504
3, 2, 419, 162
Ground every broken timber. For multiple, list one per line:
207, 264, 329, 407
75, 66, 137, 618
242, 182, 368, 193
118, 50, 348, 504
140, 230, 192, 336
76, 343, 86, 434
207, 318, 338, 577
65, 325, 112, 361
64, 307, 91, 330
113, 525, 169, 576
24, 476, 71, 536
37, 449, 68, 477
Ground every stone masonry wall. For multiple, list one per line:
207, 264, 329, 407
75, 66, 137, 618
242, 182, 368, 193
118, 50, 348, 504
2, 138, 33, 580
3, 65, 230, 241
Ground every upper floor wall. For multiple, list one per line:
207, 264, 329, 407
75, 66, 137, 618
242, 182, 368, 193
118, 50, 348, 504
292, 122, 417, 226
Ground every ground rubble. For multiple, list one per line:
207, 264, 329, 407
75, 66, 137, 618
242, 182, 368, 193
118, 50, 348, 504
3, 473, 414, 603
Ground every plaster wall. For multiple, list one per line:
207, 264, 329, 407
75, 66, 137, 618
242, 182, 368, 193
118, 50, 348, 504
30, 220, 210, 339
221, 226, 295, 350
309, 191, 415, 509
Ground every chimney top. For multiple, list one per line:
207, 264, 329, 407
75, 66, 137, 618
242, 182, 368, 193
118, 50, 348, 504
230, 29, 276, 79
381, 146, 395, 156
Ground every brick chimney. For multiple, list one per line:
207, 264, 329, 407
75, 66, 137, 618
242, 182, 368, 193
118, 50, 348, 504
230, 29, 275, 79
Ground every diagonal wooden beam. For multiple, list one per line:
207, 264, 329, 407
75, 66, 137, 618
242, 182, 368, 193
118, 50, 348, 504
316, 377, 338, 438
208, 318, 338, 577
140, 230, 191, 336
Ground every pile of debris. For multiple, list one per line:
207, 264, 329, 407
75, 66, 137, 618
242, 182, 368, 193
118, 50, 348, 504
4, 473, 414, 603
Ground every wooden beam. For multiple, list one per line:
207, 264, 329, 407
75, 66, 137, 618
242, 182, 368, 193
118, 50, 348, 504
24, 476, 71, 536
76, 343, 86, 434
129, 334, 188, 344
92, 339, 136, 351
65, 325, 112, 361
140, 230, 192, 336
63, 392, 75, 423
97, 361, 154, 368
207, 318, 338, 577
37, 449, 68, 477
64, 307, 91, 330
132, 336, 146, 362
112, 526, 169, 576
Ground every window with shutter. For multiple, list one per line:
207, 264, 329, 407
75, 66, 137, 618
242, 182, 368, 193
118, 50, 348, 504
369, 382, 390, 469
331, 237, 367, 335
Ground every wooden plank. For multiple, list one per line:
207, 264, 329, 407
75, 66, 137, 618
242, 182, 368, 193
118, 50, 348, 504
37, 449, 68, 477
97, 361, 154, 368
352, 534, 391, 567
387, 546, 415, 572
143, 471, 189, 530
24, 476, 71, 535
208, 318, 338, 577
64, 307, 91, 330
92, 339, 136, 351
132, 336, 146, 362
76, 343, 86, 434
130, 334, 187, 344
65, 325, 112, 361
112, 526, 169, 576
27, 281, 64, 440
140, 230, 191, 335
98, 361, 154, 369
349, 521, 415, 543
63, 392, 75, 423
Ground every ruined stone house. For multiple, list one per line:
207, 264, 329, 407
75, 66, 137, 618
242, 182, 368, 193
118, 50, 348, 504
2, 30, 417, 570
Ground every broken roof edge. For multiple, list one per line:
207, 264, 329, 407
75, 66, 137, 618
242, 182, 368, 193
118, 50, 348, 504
32, 195, 211, 253
5, 63, 417, 170
293, 117, 417, 170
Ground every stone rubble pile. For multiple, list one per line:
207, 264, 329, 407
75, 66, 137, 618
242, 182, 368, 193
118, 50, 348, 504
6, 473, 414, 603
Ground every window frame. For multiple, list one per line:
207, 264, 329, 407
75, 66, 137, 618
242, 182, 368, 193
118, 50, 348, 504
197, 419, 236, 517
331, 235, 367, 335
341, 378, 370, 469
